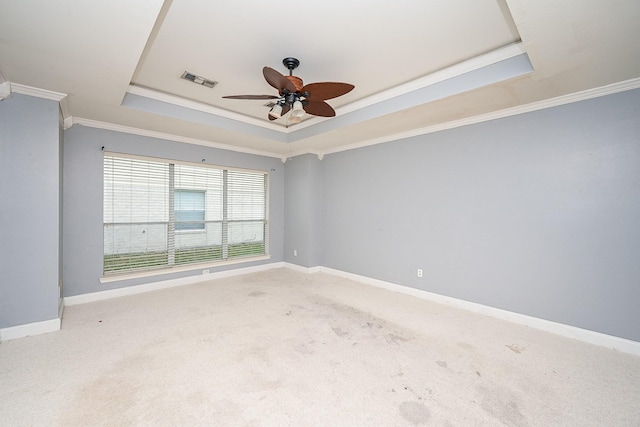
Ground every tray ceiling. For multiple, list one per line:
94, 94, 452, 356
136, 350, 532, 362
1, 1, 638, 157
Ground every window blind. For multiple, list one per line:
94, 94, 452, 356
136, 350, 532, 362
103, 154, 268, 275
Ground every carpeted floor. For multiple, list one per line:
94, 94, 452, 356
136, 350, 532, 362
1, 268, 639, 426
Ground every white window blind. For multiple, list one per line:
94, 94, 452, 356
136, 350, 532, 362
103, 154, 268, 275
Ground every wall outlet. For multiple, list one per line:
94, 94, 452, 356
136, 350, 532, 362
417, 268, 423, 278
202, 269, 210, 275
294, 249, 297, 257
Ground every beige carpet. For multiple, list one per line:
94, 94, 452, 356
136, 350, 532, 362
1, 268, 639, 426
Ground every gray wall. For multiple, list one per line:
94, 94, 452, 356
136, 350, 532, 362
321, 89, 640, 342
59, 110, 64, 306
0, 94, 61, 328
284, 154, 322, 267
62, 126, 285, 297
4, 87, 638, 343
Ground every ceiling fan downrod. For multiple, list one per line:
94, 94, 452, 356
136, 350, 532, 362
281, 58, 304, 92
282, 57, 300, 76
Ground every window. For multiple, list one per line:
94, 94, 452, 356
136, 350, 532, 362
175, 190, 205, 231
103, 154, 268, 276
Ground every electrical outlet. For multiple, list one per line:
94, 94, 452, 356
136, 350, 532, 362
294, 250, 298, 257
202, 269, 210, 275
417, 268, 423, 278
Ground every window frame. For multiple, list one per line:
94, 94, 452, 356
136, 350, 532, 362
102, 152, 270, 280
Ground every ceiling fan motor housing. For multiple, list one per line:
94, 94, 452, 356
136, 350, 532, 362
282, 58, 303, 92
284, 93, 299, 105
285, 75, 304, 92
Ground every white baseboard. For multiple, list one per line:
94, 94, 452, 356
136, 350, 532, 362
10, 263, 638, 356
317, 267, 640, 356
64, 262, 284, 306
283, 262, 321, 274
0, 317, 61, 342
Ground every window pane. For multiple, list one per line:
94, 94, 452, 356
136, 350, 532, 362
103, 223, 168, 274
174, 221, 223, 264
175, 189, 205, 231
175, 165, 223, 221
175, 189, 205, 210
104, 154, 268, 275
104, 157, 169, 224
228, 221, 266, 258
103, 156, 170, 274
228, 171, 265, 221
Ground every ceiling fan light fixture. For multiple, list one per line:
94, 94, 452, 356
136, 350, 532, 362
288, 115, 302, 124
268, 103, 282, 118
291, 100, 305, 118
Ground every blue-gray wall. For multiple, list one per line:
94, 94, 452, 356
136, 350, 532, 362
58, 109, 64, 307
0, 94, 62, 328
284, 154, 323, 267
320, 89, 640, 341
3, 88, 639, 343
62, 126, 285, 297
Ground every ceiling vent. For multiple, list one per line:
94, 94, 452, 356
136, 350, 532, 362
181, 71, 218, 88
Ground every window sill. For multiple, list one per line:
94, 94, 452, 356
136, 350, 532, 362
99, 255, 271, 284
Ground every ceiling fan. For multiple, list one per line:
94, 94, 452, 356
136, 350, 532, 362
222, 57, 354, 123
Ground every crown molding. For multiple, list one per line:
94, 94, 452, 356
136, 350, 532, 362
0, 81, 10, 100
63, 115, 74, 130
4, 82, 71, 120
126, 85, 286, 132
72, 117, 283, 159
69, 76, 640, 162
10, 83, 67, 101
59, 97, 71, 121
311, 76, 640, 158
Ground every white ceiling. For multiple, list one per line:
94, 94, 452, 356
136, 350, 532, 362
1, 1, 639, 158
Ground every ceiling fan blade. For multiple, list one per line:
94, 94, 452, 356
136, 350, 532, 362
263, 66, 296, 93
222, 95, 279, 100
303, 100, 336, 117
301, 82, 354, 101
268, 103, 291, 121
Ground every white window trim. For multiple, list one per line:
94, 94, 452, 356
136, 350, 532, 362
99, 255, 272, 283
103, 152, 270, 277
104, 151, 268, 175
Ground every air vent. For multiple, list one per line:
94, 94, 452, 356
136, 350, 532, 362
181, 71, 218, 88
